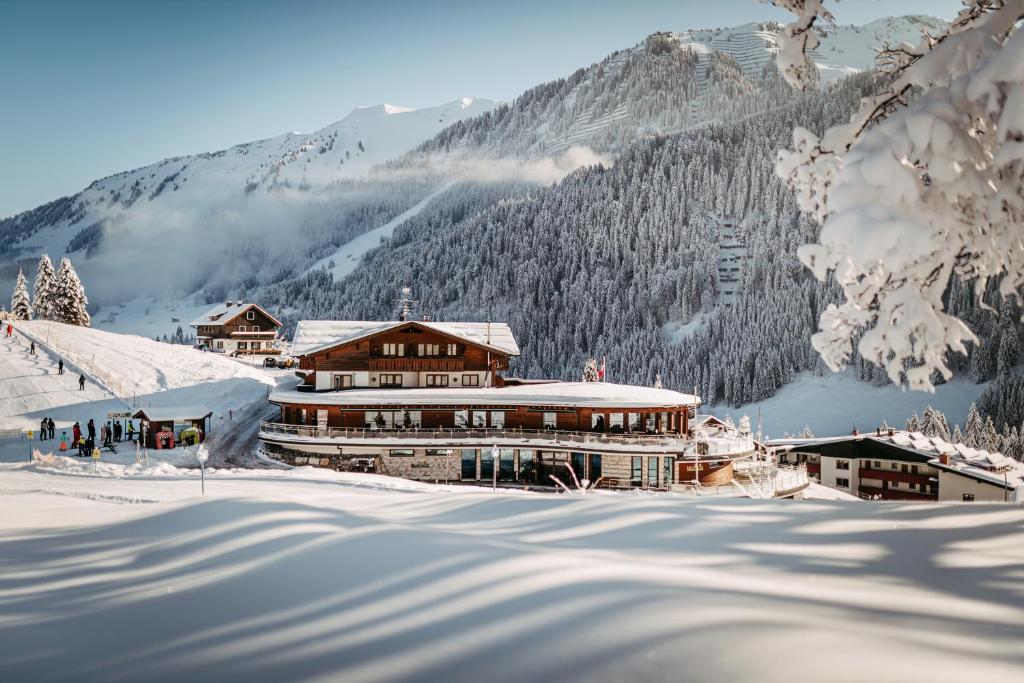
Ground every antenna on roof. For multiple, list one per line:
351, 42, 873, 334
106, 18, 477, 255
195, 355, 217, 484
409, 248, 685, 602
396, 286, 418, 322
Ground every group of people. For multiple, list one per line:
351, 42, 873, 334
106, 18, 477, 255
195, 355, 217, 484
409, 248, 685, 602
58, 418, 138, 456
37, 417, 56, 440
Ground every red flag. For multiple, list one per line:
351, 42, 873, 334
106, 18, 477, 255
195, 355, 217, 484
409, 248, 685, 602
598, 356, 606, 381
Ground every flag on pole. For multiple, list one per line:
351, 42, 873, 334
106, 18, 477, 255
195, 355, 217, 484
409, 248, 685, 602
598, 356, 606, 382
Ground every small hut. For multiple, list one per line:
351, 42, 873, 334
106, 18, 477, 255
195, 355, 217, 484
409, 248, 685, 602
132, 406, 213, 449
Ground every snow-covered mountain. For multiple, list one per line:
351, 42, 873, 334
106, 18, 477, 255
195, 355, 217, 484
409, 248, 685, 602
0, 97, 497, 263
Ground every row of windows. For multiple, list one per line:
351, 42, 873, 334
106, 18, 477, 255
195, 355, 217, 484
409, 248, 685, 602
378, 374, 479, 388
215, 340, 262, 350
382, 343, 459, 357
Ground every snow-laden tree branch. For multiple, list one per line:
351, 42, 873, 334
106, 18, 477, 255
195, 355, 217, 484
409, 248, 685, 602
771, 0, 1024, 391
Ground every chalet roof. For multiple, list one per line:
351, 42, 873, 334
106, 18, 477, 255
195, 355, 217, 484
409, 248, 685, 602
270, 381, 698, 410
290, 320, 521, 357
191, 302, 282, 329
133, 406, 213, 423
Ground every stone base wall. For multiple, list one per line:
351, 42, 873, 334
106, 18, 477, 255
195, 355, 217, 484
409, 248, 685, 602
265, 443, 460, 481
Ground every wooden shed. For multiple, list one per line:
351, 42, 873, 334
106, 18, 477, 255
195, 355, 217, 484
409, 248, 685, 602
133, 406, 213, 449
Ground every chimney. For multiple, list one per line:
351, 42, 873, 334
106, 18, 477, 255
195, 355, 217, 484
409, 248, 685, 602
939, 453, 950, 465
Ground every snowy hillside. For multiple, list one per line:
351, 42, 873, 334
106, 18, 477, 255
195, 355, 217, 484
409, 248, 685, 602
2, 463, 1023, 682
0, 321, 274, 435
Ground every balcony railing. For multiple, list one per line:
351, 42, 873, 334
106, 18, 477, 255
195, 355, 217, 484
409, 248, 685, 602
259, 421, 757, 457
369, 357, 465, 372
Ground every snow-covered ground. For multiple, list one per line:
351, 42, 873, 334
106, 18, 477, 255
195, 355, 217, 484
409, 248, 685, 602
0, 321, 279, 464
0, 463, 1021, 682
713, 370, 986, 439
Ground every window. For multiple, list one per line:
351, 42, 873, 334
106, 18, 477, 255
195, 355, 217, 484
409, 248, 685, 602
446, 343, 458, 356
379, 374, 402, 387
836, 477, 849, 488
237, 342, 248, 350
333, 374, 352, 390
462, 374, 480, 387
461, 449, 478, 479
962, 493, 975, 502
543, 412, 557, 429
648, 457, 659, 488
519, 450, 535, 481
426, 374, 449, 387
383, 343, 404, 356
861, 460, 871, 469
499, 449, 516, 481
418, 343, 439, 356
389, 449, 414, 457
479, 451, 494, 479
252, 325, 260, 332
426, 449, 452, 456
251, 341, 260, 350
216, 341, 224, 349
911, 465, 919, 474
238, 325, 247, 332
874, 461, 881, 468
663, 456, 674, 486
901, 464, 909, 474
246, 310, 255, 320
490, 411, 505, 429
836, 460, 849, 471
472, 411, 486, 428
609, 413, 624, 430
455, 410, 468, 428
590, 454, 603, 480
631, 457, 642, 486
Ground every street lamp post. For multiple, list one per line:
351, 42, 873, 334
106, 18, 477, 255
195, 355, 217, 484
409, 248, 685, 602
196, 444, 209, 495
491, 445, 499, 493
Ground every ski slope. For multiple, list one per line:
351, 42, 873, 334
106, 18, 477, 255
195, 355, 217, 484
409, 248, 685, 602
0, 464, 1021, 682
0, 322, 276, 458
306, 180, 455, 280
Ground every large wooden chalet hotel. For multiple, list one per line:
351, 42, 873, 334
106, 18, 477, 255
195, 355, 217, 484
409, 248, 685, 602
260, 294, 804, 495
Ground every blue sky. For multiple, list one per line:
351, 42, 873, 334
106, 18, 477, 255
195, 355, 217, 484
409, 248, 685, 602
0, 0, 962, 219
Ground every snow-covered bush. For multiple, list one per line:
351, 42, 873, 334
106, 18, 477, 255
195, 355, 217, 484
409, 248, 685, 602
772, 0, 1024, 391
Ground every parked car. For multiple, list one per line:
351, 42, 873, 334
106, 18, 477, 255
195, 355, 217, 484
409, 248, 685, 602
262, 357, 277, 368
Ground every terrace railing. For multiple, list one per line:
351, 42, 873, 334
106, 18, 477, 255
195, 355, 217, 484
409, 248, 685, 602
259, 420, 757, 456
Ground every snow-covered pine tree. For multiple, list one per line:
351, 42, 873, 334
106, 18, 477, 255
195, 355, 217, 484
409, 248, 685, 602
53, 257, 90, 327
773, 0, 1024, 391
32, 254, 57, 320
10, 270, 32, 320
919, 406, 951, 441
799, 425, 814, 438
582, 358, 599, 382
964, 403, 984, 448
982, 416, 999, 452
905, 412, 920, 433
951, 425, 964, 444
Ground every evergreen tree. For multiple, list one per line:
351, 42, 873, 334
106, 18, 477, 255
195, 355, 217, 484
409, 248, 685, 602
32, 254, 57, 320
53, 257, 91, 327
951, 424, 964, 444
905, 412, 920, 433
982, 416, 999, 452
997, 325, 1019, 377
582, 358, 599, 382
964, 403, 984, 448
9, 270, 32, 320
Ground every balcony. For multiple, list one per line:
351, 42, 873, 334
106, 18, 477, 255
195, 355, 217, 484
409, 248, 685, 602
858, 467, 934, 486
369, 357, 464, 372
259, 420, 759, 457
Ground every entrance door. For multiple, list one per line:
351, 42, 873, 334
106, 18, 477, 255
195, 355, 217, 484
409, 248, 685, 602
317, 409, 328, 435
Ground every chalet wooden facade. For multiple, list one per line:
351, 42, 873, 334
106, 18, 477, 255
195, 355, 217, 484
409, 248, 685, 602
260, 315, 779, 493
191, 301, 282, 356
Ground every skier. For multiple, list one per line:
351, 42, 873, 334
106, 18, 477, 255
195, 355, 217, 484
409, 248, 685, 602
126, 420, 135, 442
5, 323, 11, 337
58, 358, 64, 375
47, 417, 55, 440
87, 418, 95, 442
29, 341, 35, 355
59, 433, 68, 452
79, 374, 85, 391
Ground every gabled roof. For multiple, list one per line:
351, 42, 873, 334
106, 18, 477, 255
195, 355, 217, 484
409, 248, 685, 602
133, 406, 212, 422
290, 320, 520, 357
191, 302, 282, 329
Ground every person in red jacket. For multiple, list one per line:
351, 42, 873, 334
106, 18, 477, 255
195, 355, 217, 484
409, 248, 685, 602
72, 422, 82, 449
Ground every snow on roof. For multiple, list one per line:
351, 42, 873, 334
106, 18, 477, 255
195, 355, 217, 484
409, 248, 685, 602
270, 381, 699, 409
290, 320, 520, 357
133, 406, 212, 422
191, 302, 281, 328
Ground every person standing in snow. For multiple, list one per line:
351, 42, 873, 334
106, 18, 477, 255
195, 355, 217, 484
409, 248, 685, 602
79, 374, 85, 390
59, 432, 68, 452
72, 421, 81, 445
5, 323, 11, 337
87, 419, 95, 442
47, 417, 55, 439
126, 420, 135, 442
57, 358, 64, 375
39, 418, 48, 441
29, 341, 35, 355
